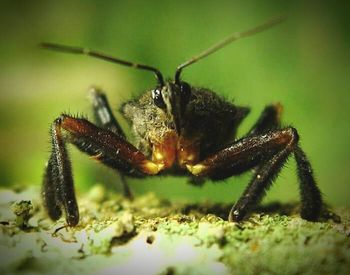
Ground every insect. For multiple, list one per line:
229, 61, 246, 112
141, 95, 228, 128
41, 16, 326, 226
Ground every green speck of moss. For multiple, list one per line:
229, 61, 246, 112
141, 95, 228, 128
10, 200, 33, 229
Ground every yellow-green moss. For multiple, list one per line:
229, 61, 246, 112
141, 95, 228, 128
0, 186, 349, 275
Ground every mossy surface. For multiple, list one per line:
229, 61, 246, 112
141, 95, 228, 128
0, 185, 349, 275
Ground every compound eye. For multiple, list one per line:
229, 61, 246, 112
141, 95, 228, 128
180, 81, 191, 104
152, 88, 166, 109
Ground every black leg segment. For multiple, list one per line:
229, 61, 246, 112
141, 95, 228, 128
248, 103, 283, 135
42, 156, 62, 221
42, 119, 79, 226
187, 127, 324, 222
89, 87, 126, 138
229, 146, 292, 222
294, 146, 322, 221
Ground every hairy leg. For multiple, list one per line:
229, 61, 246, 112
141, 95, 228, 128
42, 114, 162, 225
187, 127, 323, 222
248, 103, 283, 135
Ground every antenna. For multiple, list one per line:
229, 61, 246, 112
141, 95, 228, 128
40, 42, 165, 86
174, 15, 286, 84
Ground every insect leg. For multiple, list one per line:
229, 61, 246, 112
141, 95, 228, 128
229, 148, 291, 222
43, 119, 79, 226
187, 128, 296, 179
187, 127, 323, 222
248, 103, 283, 135
223, 103, 285, 220
89, 87, 125, 138
231, 105, 286, 221
42, 114, 163, 225
222, 103, 287, 221
247, 104, 326, 221
230, 144, 324, 222
88, 87, 132, 198
293, 146, 323, 220
42, 155, 62, 221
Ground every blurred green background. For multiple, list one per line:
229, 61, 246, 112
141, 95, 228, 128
0, 0, 349, 206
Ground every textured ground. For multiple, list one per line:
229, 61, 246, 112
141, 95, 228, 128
0, 185, 349, 275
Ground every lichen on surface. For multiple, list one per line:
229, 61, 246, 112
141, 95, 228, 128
0, 185, 349, 275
